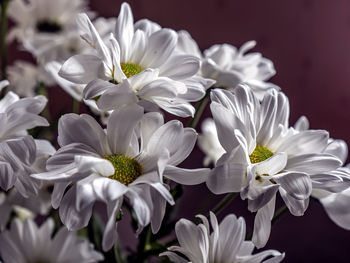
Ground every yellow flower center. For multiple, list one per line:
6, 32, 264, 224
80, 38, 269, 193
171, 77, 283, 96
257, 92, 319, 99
249, 145, 273, 164
103, 154, 142, 186
120, 63, 144, 78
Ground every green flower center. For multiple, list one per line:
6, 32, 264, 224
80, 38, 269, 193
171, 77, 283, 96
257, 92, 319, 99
120, 63, 143, 78
249, 145, 273, 164
103, 154, 143, 186
36, 20, 62, 33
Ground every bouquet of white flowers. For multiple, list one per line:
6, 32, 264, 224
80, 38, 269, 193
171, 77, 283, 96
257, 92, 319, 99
0, 0, 349, 262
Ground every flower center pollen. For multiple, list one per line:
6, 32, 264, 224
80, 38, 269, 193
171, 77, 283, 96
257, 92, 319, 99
36, 20, 62, 33
103, 154, 142, 186
121, 63, 143, 78
249, 145, 273, 164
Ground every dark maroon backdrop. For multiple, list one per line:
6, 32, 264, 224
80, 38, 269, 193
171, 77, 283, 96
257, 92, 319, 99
7, 0, 350, 262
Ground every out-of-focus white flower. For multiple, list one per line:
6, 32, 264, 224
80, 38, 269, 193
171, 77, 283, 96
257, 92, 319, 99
198, 118, 225, 166
207, 85, 344, 248
32, 104, 209, 251
7, 61, 54, 97
0, 187, 52, 230
161, 211, 284, 263
60, 2, 212, 117
177, 31, 278, 100
8, 0, 91, 63
0, 218, 103, 263
0, 136, 55, 197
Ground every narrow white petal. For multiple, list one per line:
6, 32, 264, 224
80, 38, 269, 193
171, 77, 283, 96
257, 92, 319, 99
252, 196, 276, 248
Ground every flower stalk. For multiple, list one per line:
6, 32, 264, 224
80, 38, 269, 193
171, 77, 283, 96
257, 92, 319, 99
0, 0, 9, 80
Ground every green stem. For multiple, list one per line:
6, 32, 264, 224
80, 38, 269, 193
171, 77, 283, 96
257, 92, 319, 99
211, 192, 238, 217
271, 205, 288, 225
188, 91, 211, 128
0, 0, 9, 80
72, 98, 80, 114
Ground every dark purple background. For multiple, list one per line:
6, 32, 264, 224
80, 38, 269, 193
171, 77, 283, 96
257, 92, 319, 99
7, 0, 350, 262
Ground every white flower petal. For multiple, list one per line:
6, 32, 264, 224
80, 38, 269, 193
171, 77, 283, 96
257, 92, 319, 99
164, 165, 210, 186
107, 104, 144, 155
59, 54, 104, 84
285, 153, 342, 174
320, 189, 350, 230
279, 188, 309, 216
274, 172, 312, 200
252, 196, 275, 248
59, 186, 94, 231
207, 163, 246, 194
57, 113, 108, 154
92, 177, 128, 202
102, 199, 122, 251
96, 81, 138, 111
115, 2, 134, 62
159, 54, 200, 80
83, 79, 115, 100
140, 29, 177, 68
277, 130, 329, 155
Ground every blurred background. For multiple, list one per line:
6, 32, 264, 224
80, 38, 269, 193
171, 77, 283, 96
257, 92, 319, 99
7, 0, 350, 262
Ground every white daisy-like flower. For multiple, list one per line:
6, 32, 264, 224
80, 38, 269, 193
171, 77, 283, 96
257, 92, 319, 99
0, 88, 53, 197
207, 85, 343, 248
161, 211, 285, 263
0, 136, 55, 197
59, 2, 212, 117
0, 218, 103, 263
8, 0, 91, 62
32, 104, 209, 251
8, 61, 54, 97
177, 31, 278, 99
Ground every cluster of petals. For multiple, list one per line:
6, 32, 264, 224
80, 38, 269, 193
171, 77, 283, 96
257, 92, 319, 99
0, 218, 103, 263
205, 84, 348, 247
59, 2, 213, 118
0, 87, 54, 197
177, 31, 278, 99
8, 0, 90, 63
294, 116, 350, 230
0, 188, 52, 230
161, 211, 284, 263
32, 104, 209, 251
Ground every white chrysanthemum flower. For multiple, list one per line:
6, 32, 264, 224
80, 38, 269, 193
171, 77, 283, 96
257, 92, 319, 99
161, 212, 284, 263
8, 0, 91, 62
59, 2, 212, 117
0, 218, 103, 263
0, 136, 56, 197
198, 118, 225, 166
207, 85, 343, 248
177, 31, 278, 99
32, 104, 209, 251
0, 187, 52, 230
7, 61, 54, 97
0, 89, 48, 141
0, 88, 53, 196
